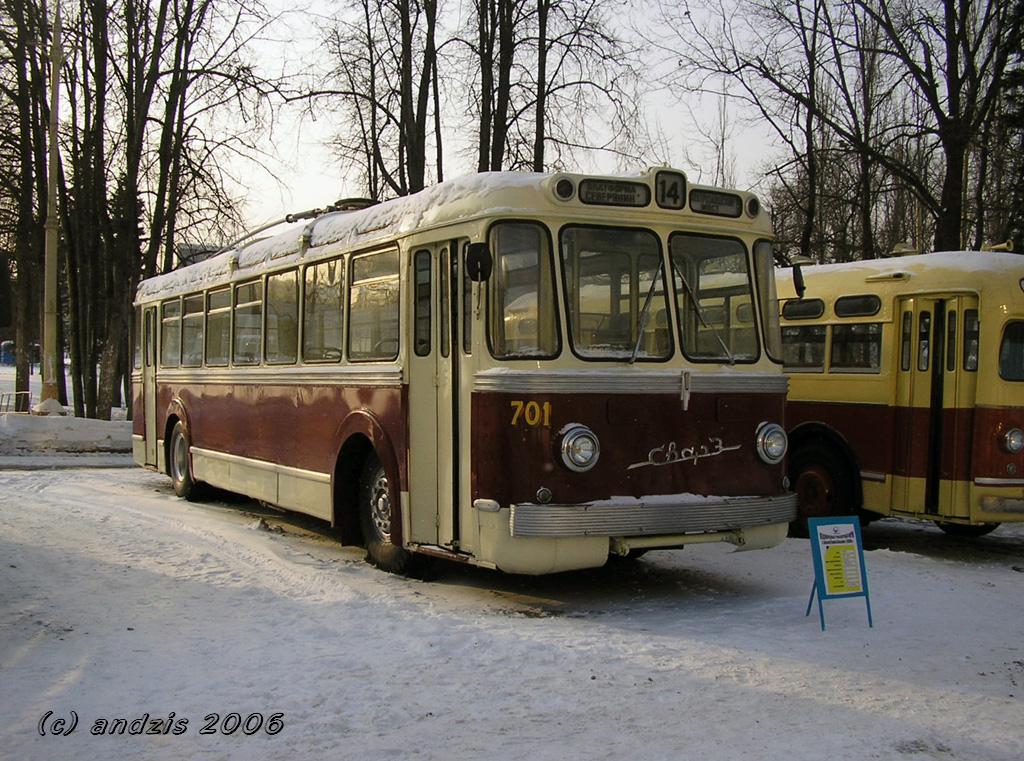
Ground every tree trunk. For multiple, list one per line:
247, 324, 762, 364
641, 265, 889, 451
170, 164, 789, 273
532, 0, 549, 172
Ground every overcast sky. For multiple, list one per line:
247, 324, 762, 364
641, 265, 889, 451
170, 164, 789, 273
236, 1, 778, 228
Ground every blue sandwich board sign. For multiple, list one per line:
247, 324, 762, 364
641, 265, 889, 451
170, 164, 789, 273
806, 516, 873, 631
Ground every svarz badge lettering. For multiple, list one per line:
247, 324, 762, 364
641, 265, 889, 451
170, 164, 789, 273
627, 437, 741, 470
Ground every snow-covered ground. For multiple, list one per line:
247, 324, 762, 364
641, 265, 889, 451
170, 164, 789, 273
1, 465, 1022, 760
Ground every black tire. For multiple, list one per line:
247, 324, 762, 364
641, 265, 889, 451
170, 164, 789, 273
934, 521, 1000, 538
358, 454, 424, 575
788, 443, 857, 537
168, 421, 202, 500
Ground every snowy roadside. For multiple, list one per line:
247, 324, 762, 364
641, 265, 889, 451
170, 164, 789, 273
0, 366, 132, 467
1, 467, 1022, 761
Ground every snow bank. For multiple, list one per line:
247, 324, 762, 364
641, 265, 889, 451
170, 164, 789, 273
0, 413, 132, 454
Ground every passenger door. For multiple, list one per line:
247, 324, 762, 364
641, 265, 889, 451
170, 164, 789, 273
143, 306, 158, 466
407, 242, 462, 548
892, 295, 975, 518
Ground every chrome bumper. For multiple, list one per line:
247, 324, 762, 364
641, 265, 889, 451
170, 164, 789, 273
510, 493, 797, 538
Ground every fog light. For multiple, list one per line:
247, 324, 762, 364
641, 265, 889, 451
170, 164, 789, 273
561, 425, 600, 472
1003, 428, 1024, 454
755, 422, 787, 464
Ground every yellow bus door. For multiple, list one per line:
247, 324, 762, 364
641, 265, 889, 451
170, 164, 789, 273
938, 296, 977, 519
892, 296, 975, 518
143, 306, 158, 467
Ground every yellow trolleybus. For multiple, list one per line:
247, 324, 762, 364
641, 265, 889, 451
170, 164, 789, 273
778, 251, 1024, 535
133, 168, 796, 574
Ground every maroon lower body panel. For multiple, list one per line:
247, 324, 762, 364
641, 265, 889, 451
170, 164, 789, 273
787, 400, 1023, 482
155, 382, 407, 485
471, 391, 788, 508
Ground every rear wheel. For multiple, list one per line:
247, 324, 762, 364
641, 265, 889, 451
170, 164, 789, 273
934, 521, 1000, 538
169, 422, 201, 500
789, 443, 856, 537
358, 454, 424, 575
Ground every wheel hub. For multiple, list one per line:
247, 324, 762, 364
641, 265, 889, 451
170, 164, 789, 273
172, 434, 188, 483
796, 466, 834, 518
370, 473, 391, 542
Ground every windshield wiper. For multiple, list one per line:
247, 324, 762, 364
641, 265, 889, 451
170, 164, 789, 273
672, 261, 735, 365
630, 264, 663, 364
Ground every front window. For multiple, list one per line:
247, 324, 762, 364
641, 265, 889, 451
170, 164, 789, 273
560, 226, 670, 360
670, 234, 758, 362
489, 222, 559, 358
1000, 321, 1024, 381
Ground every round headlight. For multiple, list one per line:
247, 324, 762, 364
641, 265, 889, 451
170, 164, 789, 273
755, 422, 788, 464
1003, 428, 1024, 454
561, 425, 600, 472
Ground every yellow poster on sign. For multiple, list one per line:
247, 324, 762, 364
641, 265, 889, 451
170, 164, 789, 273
823, 543, 862, 595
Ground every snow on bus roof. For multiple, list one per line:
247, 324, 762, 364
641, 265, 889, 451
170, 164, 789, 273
136, 171, 546, 301
780, 250, 1024, 279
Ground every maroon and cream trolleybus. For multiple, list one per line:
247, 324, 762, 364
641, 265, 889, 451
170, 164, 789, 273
132, 168, 797, 574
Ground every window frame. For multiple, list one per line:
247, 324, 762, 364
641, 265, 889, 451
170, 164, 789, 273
829, 322, 883, 374
485, 219, 562, 361
347, 249, 401, 363
668, 231, 761, 365
998, 320, 1024, 382
302, 256, 346, 364
265, 268, 300, 366
205, 286, 232, 367
557, 223, 672, 364
232, 279, 264, 366
159, 297, 182, 368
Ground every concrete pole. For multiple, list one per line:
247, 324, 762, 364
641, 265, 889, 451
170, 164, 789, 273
40, 1, 62, 404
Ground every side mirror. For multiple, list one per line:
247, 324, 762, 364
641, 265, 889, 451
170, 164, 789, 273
465, 242, 493, 282
793, 264, 806, 299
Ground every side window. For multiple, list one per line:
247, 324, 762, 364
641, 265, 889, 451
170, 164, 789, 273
181, 294, 205, 367
233, 280, 263, 365
781, 298, 825, 320
781, 325, 825, 370
160, 299, 181, 367
489, 222, 559, 358
834, 295, 881, 317
134, 307, 143, 369
462, 245, 473, 355
918, 312, 931, 372
303, 258, 344, 362
266, 270, 298, 364
831, 323, 882, 372
946, 310, 957, 372
900, 311, 912, 371
1000, 321, 1024, 381
440, 248, 450, 358
206, 288, 231, 366
349, 250, 400, 361
963, 309, 979, 371
413, 250, 431, 357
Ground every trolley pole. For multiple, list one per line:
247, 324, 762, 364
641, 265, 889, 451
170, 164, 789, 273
40, 0, 62, 405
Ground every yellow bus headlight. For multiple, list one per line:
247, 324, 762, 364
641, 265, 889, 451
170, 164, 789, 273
1003, 428, 1024, 454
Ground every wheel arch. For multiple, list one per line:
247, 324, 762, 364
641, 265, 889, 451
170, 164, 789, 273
331, 409, 404, 547
788, 421, 863, 510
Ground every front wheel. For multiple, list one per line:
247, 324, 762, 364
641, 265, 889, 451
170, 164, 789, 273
358, 454, 423, 575
788, 443, 856, 537
935, 521, 1000, 538
169, 421, 202, 500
